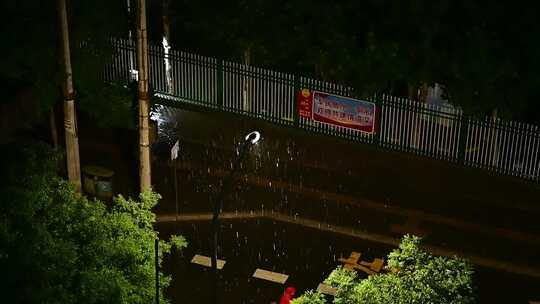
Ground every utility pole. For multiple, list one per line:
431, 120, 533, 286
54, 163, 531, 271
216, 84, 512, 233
162, 0, 171, 43
127, 0, 136, 79
137, 0, 152, 192
162, 0, 173, 94
59, 0, 81, 191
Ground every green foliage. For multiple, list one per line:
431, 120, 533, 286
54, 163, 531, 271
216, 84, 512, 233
347, 235, 474, 304
374, 235, 475, 304
291, 290, 327, 304
0, 141, 186, 304
168, 234, 189, 251
295, 235, 474, 304
324, 266, 357, 289
323, 266, 358, 304
325, 268, 361, 303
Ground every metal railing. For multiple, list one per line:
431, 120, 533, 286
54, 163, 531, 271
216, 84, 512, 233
104, 38, 540, 181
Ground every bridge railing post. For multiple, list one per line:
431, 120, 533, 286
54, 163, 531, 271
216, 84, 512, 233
457, 113, 469, 164
373, 93, 383, 146
293, 75, 300, 128
217, 59, 224, 109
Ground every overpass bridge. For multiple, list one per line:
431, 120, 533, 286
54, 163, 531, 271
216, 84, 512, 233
104, 38, 540, 182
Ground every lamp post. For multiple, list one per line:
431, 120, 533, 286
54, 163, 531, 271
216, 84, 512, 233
211, 131, 261, 304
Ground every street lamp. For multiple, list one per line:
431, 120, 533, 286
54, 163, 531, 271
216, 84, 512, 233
211, 131, 261, 304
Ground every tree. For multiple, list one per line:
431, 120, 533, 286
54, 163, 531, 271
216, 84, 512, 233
293, 235, 475, 304
0, 141, 187, 303
69, 0, 135, 129
163, 1, 540, 122
0, 0, 134, 136
0, 1, 62, 144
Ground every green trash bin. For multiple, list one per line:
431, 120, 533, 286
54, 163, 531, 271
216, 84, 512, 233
82, 165, 114, 200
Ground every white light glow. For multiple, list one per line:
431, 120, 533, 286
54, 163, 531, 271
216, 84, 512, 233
245, 131, 261, 145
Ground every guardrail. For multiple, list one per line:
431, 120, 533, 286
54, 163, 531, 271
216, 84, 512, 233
104, 38, 540, 181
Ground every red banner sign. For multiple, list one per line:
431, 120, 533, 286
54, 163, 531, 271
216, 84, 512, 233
297, 89, 376, 134
296, 89, 313, 119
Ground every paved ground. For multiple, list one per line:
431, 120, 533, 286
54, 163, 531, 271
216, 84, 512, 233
76, 106, 540, 303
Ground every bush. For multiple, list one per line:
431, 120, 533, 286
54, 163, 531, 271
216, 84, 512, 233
294, 235, 475, 304
291, 290, 327, 304
0, 141, 187, 303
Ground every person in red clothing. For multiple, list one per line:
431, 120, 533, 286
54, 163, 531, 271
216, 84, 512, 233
279, 286, 296, 304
